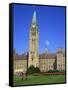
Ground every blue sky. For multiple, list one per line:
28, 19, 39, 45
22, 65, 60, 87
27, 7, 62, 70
13, 4, 66, 54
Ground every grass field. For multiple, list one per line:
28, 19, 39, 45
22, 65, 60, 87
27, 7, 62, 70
13, 74, 65, 86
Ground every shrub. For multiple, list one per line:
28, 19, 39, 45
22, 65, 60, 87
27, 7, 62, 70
27, 65, 40, 74
35, 67, 40, 73
47, 70, 60, 72
27, 65, 35, 74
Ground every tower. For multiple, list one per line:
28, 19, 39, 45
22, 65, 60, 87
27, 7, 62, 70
28, 11, 39, 67
56, 48, 64, 70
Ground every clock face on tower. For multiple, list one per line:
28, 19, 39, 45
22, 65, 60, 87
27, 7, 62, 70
32, 24, 35, 28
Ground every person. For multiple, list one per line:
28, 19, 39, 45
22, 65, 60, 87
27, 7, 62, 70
21, 72, 28, 80
21, 72, 23, 80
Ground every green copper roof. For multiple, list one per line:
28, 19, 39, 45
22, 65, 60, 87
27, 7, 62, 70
45, 48, 49, 54
32, 11, 36, 24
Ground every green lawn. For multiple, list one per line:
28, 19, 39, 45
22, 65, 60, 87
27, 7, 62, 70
13, 74, 65, 86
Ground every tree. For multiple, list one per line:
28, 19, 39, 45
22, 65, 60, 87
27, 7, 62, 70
53, 59, 57, 70
27, 65, 40, 74
35, 67, 40, 73
27, 65, 36, 74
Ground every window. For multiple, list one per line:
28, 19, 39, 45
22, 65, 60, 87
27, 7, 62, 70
32, 32, 36, 36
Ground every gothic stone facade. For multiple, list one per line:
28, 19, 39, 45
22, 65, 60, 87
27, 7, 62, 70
28, 11, 39, 68
13, 11, 65, 75
13, 52, 27, 75
13, 48, 65, 75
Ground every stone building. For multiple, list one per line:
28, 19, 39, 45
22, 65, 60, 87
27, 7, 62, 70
13, 11, 65, 75
28, 11, 39, 68
13, 51, 27, 75
13, 48, 65, 74
39, 53, 56, 72
56, 48, 65, 71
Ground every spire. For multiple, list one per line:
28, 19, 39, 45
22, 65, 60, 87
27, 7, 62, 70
45, 48, 49, 54
32, 11, 36, 24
